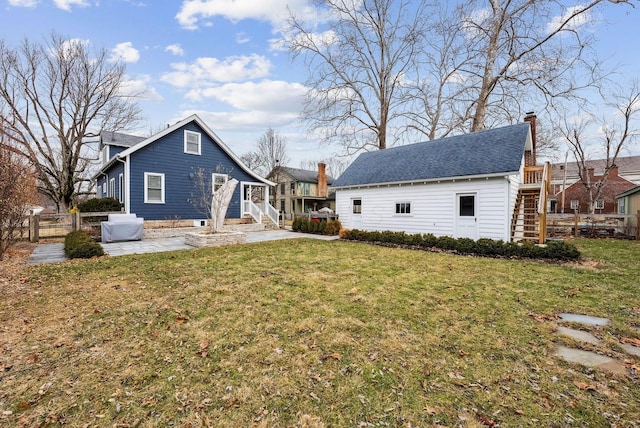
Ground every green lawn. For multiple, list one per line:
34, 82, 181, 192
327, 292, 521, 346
1, 238, 639, 427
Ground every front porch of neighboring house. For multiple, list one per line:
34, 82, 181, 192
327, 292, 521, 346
511, 163, 551, 243
241, 182, 279, 227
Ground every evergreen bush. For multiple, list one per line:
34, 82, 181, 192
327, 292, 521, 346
64, 230, 104, 259
77, 197, 122, 213
339, 229, 580, 261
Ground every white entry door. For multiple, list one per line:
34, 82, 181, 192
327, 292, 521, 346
456, 193, 478, 239
351, 198, 363, 229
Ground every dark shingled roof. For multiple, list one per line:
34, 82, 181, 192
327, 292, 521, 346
100, 131, 146, 148
332, 123, 530, 188
281, 167, 335, 184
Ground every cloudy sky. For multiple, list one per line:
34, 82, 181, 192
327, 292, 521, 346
2, 0, 640, 165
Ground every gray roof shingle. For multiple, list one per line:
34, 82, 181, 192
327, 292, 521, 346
280, 167, 335, 184
100, 131, 146, 148
332, 123, 530, 188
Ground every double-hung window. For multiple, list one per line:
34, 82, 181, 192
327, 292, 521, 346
109, 178, 115, 198
184, 130, 201, 155
595, 199, 605, 210
212, 173, 228, 194
144, 172, 165, 203
570, 200, 579, 211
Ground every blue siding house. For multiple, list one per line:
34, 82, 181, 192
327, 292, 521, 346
95, 114, 277, 225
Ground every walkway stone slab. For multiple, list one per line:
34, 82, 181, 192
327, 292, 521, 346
620, 343, 640, 357
555, 346, 627, 375
556, 326, 601, 345
558, 313, 610, 326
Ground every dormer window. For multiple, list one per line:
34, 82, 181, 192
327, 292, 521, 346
184, 130, 201, 155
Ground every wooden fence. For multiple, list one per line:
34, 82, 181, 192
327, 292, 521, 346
28, 210, 123, 242
547, 211, 640, 240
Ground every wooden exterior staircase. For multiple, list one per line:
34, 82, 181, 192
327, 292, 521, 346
511, 162, 551, 244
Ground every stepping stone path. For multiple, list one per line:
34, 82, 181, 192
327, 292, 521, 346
553, 313, 639, 376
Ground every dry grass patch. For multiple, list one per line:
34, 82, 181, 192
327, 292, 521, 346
0, 238, 639, 427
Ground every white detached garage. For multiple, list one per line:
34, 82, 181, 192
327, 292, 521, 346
332, 117, 550, 243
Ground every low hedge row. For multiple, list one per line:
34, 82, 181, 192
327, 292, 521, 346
340, 229, 581, 261
77, 197, 122, 213
64, 230, 105, 259
292, 218, 342, 235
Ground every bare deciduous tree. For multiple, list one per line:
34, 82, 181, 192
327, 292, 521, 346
0, 33, 141, 212
0, 138, 36, 260
289, 0, 633, 153
241, 128, 290, 177
558, 82, 640, 214
298, 157, 348, 179
288, 0, 428, 152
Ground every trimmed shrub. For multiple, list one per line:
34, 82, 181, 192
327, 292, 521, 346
340, 229, 580, 261
77, 197, 122, 213
292, 218, 341, 236
64, 230, 104, 259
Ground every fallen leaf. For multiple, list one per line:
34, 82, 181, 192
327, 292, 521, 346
632, 307, 640, 313
621, 337, 640, 347
476, 413, 496, 427
176, 317, 188, 323
515, 409, 525, 415
458, 349, 467, 357
322, 353, 342, 361
573, 380, 596, 391
425, 406, 437, 415
200, 341, 210, 350
25, 354, 38, 363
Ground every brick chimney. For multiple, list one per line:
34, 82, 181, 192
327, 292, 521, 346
317, 162, 327, 198
609, 165, 619, 177
524, 112, 537, 167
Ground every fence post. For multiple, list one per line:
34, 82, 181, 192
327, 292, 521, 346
75, 209, 81, 232
29, 211, 40, 243
574, 210, 579, 238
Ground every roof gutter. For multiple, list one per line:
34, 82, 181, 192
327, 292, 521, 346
331, 171, 520, 190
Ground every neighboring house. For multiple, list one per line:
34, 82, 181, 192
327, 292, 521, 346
94, 114, 277, 226
332, 115, 550, 242
550, 155, 640, 202
266, 163, 335, 218
616, 185, 640, 234
553, 166, 636, 214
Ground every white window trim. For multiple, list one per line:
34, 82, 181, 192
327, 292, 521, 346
184, 130, 201, 155
109, 178, 115, 198
118, 174, 124, 204
394, 201, 412, 215
102, 182, 107, 196
595, 199, 605, 210
570, 200, 579, 210
212, 173, 229, 194
144, 172, 165, 204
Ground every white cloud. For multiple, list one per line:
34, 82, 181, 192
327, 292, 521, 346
160, 54, 272, 87
235, 32, 251, 44
186, 80, 306, 113
119, 75, 163, 102
175, 0, 318, 30
53, 0, 89, 11
110, 42, 140, 63
165, 43, 184, 56
8, 0, 39, 7
547, 5, 592, 34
